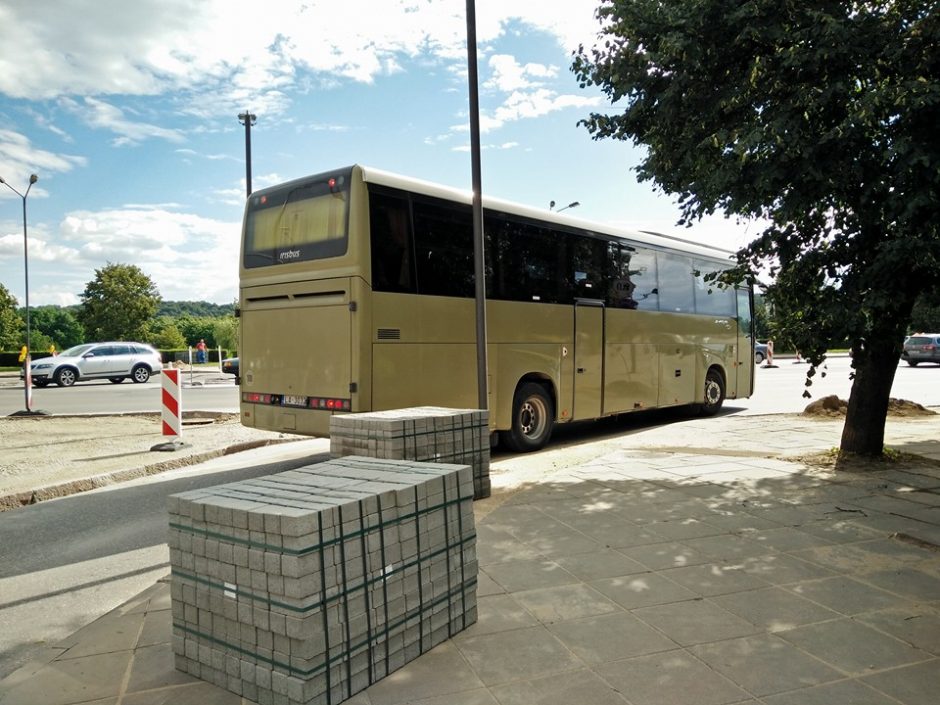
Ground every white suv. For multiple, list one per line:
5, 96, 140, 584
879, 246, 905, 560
27, 342, 164, 387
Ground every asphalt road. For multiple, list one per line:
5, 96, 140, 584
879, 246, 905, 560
0, 373, 238, 416
0, 441, 330, 680
2, 356, 939, 418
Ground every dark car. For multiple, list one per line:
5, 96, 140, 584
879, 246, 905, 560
902, 334, 940, 366
222, 356, 239, 382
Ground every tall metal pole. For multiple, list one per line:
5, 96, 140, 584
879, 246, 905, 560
238, 112, 256, 197
1, 173, 38, 414
466, 0, 488, 411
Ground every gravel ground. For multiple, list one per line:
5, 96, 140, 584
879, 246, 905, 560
0, 412, 305, 509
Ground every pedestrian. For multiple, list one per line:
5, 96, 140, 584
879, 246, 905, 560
196, 338, 207, 364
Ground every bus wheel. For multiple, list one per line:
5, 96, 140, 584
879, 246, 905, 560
502, 382, 554, 452
700, 368, 725, 416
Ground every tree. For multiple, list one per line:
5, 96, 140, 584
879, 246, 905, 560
0, 284, 24, 350
573, 1, 940, 457
30, 305, 84, 350
175, 315, 218, 349
78, 263, 161, 342
212, 315, 239, 355
147, 316, 187, 349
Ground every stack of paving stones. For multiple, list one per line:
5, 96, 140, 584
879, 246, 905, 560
167, 456, 478, 705
330, 407, 491, 500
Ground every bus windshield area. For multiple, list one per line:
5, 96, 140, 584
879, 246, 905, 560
243, 173, 350, 267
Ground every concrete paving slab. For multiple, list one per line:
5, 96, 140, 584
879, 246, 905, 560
777, 618, 932, 675
689, 633, 844, 697
860, 659, 940, 705
481, 559, 578, 593
760, 679, 901, 705
453, 626, 582, 686
595, 649, 750, 705
554, 549, 650, 581
511, 582, 621, 623
590, 572, 698, 609
632, 598, 760, 646
857, 605, 940, 655
710, 586, 842, 632
547, 611, 675, 665
660, 563, 771, 596
489, 669, 628, 705
784, 576, 905, 615
616, 540, 711, 570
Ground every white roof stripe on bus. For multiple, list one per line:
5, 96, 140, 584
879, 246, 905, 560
358, 165, 736, 262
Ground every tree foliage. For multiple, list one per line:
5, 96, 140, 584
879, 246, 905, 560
78, 263, 161, 342
147, 316, 187, 349
0, 283, 23, 349
30, 305, 84, 350
573, 1, 940, 456
212, 315, 239, 354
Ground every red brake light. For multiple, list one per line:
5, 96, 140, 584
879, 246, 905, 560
328, 177, 336, 190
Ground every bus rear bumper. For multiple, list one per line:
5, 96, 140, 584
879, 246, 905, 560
241, 403, 334, 437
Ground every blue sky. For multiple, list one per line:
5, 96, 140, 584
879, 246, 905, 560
0, 0, 761, 307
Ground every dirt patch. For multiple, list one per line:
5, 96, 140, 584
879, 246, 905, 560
802, 395, 937, 418
0, 412, 306, 508
794, 446, 940, 474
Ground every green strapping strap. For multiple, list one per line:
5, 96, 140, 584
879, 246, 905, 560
173, 576, 478, 680
168, 493, 471, 557
171, 530, 476, 614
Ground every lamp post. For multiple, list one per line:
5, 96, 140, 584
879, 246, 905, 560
0, 173, 42, 415
237, 111, 256, 198
551, 200, 580, 213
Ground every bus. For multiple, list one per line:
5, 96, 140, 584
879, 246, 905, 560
237, 165, 754, 451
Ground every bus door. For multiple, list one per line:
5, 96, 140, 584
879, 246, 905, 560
735, 288, 755, 397
574, 299, 605, 419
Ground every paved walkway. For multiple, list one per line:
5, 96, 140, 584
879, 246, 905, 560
1, 413, 939, 705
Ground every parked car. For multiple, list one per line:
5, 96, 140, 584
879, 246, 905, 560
902, 334, 940, 366
755, 342, 769, 364
221, 356, 239, 382
24, 342, 163, 387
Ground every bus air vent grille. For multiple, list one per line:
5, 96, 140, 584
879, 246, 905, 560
377, 328, 401, 340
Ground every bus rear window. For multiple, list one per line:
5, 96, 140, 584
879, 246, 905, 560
244, 174, 350, 267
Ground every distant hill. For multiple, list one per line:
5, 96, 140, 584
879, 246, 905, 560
157, 301, 236, 318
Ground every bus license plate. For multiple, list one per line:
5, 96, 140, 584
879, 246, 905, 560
282, 395, 307, 407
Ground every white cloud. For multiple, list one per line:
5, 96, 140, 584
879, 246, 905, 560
0, 0, 603, 114
60, 98, 185, 146
485, 54, 557, 92
0, 130, 87, 186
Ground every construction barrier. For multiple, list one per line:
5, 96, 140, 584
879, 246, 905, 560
161, 368, 182, 440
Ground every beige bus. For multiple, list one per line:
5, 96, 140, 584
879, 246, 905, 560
238, 165, 755, 451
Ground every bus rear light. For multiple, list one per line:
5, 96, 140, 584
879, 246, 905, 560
243, 392, 350, 411
243, 392, 271, 403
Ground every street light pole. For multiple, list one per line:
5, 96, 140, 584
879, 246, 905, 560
0, 173, 40, 414
555, 201, 580, 213
237, 111, 256, 198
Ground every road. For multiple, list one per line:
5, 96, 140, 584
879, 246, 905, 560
0, 440, 330, 680
0, 373, 238, 416
2, 356, 938, 419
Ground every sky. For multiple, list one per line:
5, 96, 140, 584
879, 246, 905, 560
0, 0, 764, 308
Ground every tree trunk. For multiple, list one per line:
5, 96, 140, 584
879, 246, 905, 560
839, 343, 901, 457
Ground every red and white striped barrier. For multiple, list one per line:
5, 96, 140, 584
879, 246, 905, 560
160, 368, 182, 443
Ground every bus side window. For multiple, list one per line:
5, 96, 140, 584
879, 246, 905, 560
693, 259, 736, 316
571, 236, 607, 300
412, 198, 474, 297
658, 252, 695, 313
369, 193, 416, 293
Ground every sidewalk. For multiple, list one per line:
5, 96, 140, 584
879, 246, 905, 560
1, 412, 939, 705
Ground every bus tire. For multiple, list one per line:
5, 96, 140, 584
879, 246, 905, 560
700, 368, 725, 416
502, 382, 554, 452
